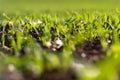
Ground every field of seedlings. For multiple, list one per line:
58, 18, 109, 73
1, 0, 120, 80
0, 10, 120, 80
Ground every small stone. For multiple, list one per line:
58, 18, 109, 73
30, 20, 42, 25
81, 53, 86, 58
37, 20, 42, 24
107, 40, 111, 44
8, 64, 15, 72
55, 38, 63, 49
52, 48, 56, 51
46, 42, 52, 48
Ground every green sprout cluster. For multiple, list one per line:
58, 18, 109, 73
0, 11, 120, 80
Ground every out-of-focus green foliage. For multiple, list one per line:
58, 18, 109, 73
0, 0, 120, 13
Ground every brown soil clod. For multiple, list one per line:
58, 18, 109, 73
40, 69, 77, 80
74, 37, 106, 63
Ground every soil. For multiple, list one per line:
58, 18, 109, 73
74, 37, 106, 63
40, 69, 77, 80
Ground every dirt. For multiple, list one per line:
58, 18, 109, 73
74, 37, 106, 63
40, 69, 77, 80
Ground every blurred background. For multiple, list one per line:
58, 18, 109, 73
0, 0, 120, 13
